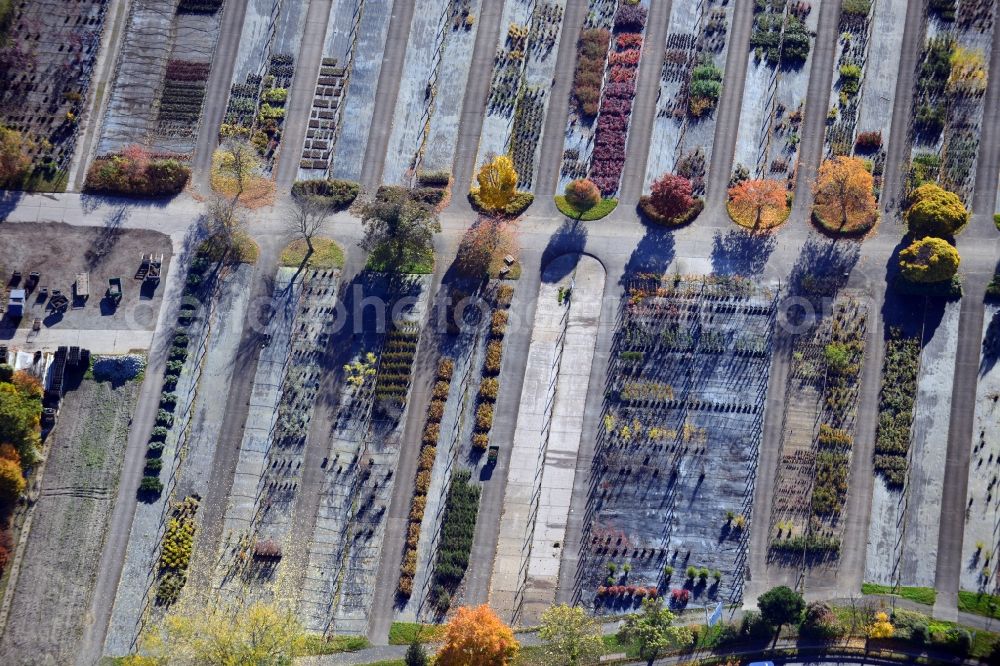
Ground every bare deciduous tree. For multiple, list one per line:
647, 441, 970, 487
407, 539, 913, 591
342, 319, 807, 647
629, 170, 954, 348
285, 194, 331, 256
204, 194, 247, 260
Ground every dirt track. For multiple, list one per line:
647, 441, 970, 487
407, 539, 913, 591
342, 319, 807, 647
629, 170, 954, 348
0, 376, 139, 665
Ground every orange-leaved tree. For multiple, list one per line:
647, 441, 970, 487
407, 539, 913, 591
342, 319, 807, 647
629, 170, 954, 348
812, 156, 878, 234
727, 178, 788, 229
454, 217, 518, 279
436, 605, 519, 666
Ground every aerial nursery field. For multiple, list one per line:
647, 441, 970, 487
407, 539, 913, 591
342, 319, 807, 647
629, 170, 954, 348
905, 1, 995, 203
297, 0, 394, 182
768, 295, 868, 585
98, 0, 225, 155
381, 0, 484, 185
220, 0, 309, 171
293, 274, 432, 635
578, 275, 776, 613
105, 258, 254, 654
732, 0, 821, 190
397, 279, 516, 622
475, 0, 567, 191
822, 0, 908, 200
559, 0, 648, 197
643, 0, 734, 196
865, 298, 960, 590
0, 0, 110, 190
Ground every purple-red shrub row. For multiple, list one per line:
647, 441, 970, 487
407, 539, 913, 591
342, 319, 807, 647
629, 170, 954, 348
615, 4, 648, 31
584, 9, 646, 197
597, 585, 660, 598
165, 59, 211, 82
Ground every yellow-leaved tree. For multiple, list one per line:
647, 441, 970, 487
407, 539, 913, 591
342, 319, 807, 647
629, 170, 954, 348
134, 601, 305, 665
436, 604, 520, 666
472, 154, 518, 211
868, 611, 895, 639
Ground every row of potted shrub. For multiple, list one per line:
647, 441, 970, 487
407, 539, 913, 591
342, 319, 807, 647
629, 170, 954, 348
139, 257, 210, 502
398, 357, 454, 597
155, 495, 199, 605
473, 284, 514, 450
588, 5, 648, 196
374, 325, 420, 407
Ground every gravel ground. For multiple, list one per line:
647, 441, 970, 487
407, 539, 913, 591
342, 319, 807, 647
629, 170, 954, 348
643, 0, 735, 192
0, 223, 171, 335
865, 299, 960, 587
0, 376, 139, 665
959, 304, 1000, 593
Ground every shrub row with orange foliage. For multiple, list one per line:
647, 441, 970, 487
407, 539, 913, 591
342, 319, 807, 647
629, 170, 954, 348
398, 357, 455, 597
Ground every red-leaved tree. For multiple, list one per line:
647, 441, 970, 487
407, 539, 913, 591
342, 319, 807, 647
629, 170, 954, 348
649, 173, 694, 219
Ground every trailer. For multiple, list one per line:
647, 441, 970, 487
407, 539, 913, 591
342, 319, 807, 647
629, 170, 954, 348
106, 277, 122, 305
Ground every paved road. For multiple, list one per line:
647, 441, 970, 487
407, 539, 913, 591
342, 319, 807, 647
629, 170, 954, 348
533, 0, 589, 197
448, 0, 506, 209
359, 0, 417, 190
614, 0, 672, 206
790, 0, 841, 220
274, 0, 335, 191
745, 328, 794, 604
701, 0, 755, 207
877, 0, 926, 215
191, 0, 251, 190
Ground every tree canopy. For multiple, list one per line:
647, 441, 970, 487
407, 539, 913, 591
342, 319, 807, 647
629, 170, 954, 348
757, 586, 805, 630
905, 183, 968, 238
0, 125, 31, 183
812, 156, 878, 234
0, 371, 42, 465
564, 178, 601, 211
538, 603, 604, 666
135, 601, 305, 665
435, 605, 519, 666
649, 173, 695, 220
898, 236, 960, 283
727, 178, 789, 229
473, 155, 518, 212
617, 598, 693, 663
453, 217, 517, 279
360, 187, 441, 273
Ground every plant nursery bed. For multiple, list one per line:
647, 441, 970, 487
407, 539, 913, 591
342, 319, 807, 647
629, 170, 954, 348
297, 0, 394, 181
474, 0, 567, 191
731, 0, 822, 190
0, 0, 110, 190
381, 0, 483, 185
643, 0, 735, 195
578, 274, 777, 614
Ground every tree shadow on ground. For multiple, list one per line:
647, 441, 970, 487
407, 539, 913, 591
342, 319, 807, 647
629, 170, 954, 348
982, 310, 1000, 376
0, 190, 23, 222
622, 226, 675, 283
710, 229, 776, 276
541, 219, 587, 283
788, 235, 861, 297
880, 238, 946, 345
